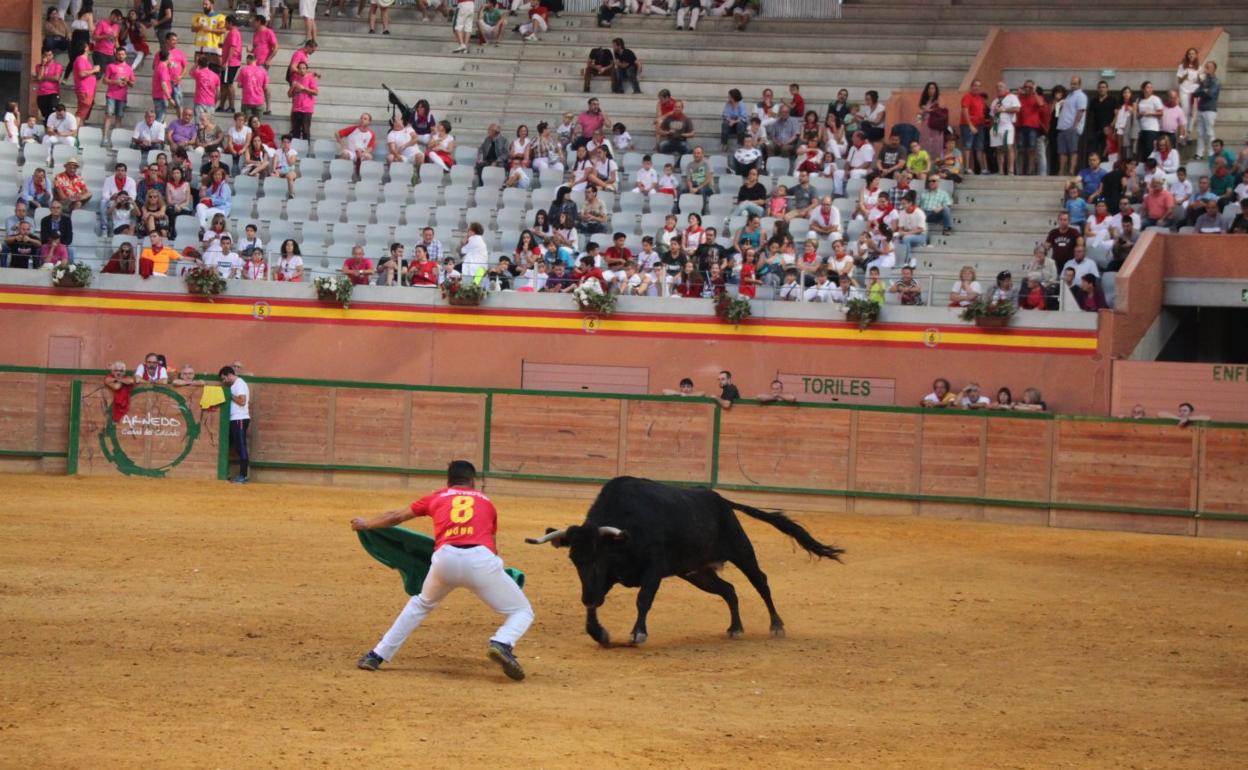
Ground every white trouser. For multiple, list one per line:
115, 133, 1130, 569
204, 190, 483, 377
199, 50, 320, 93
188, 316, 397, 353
832, 167, 868, 196
676, 6, 700, 27
1196, 111, 1216, 158
373, 545, 533, 660
519, 15, 548, 36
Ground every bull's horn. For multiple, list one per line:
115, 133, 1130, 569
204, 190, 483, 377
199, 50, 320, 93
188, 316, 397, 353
597, 526, 625, 537
525, 528, 568, 545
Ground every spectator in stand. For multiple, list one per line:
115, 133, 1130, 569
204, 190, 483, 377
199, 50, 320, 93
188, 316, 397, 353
341, 244, 375, 285
731, 0, 759, 32
988, 270, 1015, 308
889, 265, 924, 305
1208, 155, 1236, 204
895, 192, 927, 267
917, 82, 946, 160
767, 105, 800, 162
582, 44, 614, 93
387, 115, 422, 165
131, 110, 165, 160
190, 56, 221, 123
478, 0, 505, 45
250, 16, 278, 112
151, 53, 175, 122
33, 48, 64, 122
1140, 177, 1177, 229
3, 220, 41, 269
948, 265, 981, 307
41, 102, 77, 165
70, 41, 99, 124
958, 80, 989, 175
1159, 89, 1186, 149
680, 145, 715, 206
1017, 273, 1047, 310
917, 175, 953, 236
596, 0, 623, 28
609, 38, 641, 95
218, 15, 244, 112
720, 88, 748, 149
337, 112, 376, 164
1045, 211, 1082, 273
657, 101, 694, 159
730, 167, 767, 219
1087, 80, 1118, 161
1135, 81, 1163, 160
732, 134, 763, 176
989, 81, 1020, 176
1072, 273, 1108, 311
165, 107, 197, 153
287, 59, 318, 141
1079, 152, 1108, 200
1107, 218, 1139, 271
517, 1, 550, 42
874, 133, 907, 179
1192, 199, 1225, 234
1192, 61, 1220, 161
1089, 158, 1136, 215
191, 0, 226, 72
101, 49, 135, 145
920, 378, 956, 408
237, 53, 268, 121
39, 201, 72, 264
54, 157, 91, 211
956, 383, 991, 410
102, 241, 135, 274
1056, 76, 1087, 177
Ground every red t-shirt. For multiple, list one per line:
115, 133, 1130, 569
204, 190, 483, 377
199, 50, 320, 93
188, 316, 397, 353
960, 92, 986, 129
738, 263, 756, 298
410, 486, 498, 553
790, 93, 805, 117
1017, 92, 1043, 130
409, 260, 437, 285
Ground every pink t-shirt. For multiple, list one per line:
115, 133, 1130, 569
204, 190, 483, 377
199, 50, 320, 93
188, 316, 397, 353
94, 20, 119, 56
222, 28, 243, 67
192, 68, 221, 106
168, 48, 188, 81
252, 27, 277, 65
237, 65, 268, 107
151, 60, 171, 99
37, 62, 64, 95
73, 54, 97, 97
289, 48, 309, 73
104, 62, 134, 101
290, 73, 317, 114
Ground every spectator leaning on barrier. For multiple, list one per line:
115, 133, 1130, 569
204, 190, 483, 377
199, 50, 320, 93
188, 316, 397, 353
716, 370, 740, 409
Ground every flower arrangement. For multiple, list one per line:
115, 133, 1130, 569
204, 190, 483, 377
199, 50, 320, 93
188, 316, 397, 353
442, 278, 487, 306
714, 293, 752, 325
958, 297, 1016, 327
314, 274, 354, 308
843, 297, 881, 331
50, 262, 93, 289
185, 265, 227, 297
571, 282, 617, 316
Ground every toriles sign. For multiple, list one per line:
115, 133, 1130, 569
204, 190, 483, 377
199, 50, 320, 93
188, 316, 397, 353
777, 373, 896, 405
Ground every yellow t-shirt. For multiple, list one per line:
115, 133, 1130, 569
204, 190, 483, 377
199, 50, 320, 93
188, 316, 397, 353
192, 12, 227, 54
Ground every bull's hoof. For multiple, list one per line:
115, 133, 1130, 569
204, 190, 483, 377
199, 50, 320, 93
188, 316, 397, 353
727, 629, 745, 640
770, 625, 786, 639
590, 628, 610, 647
629, 631, 647, 645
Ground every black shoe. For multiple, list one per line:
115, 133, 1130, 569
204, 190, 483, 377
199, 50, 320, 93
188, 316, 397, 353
357, 650, 383, 671
488, 641, 525, 681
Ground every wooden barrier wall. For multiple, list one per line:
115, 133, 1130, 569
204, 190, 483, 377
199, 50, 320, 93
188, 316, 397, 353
2, 369, 1246, 540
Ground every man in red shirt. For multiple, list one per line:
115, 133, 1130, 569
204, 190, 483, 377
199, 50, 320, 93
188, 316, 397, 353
959, 79, 988, 175
573, 254, 608, 292
351, 461, 534, 680
341, 245, 374, 285
1015, 80, 1045, 176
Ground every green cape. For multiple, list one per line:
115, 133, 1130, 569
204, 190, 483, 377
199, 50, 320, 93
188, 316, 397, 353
357, 526, 526, 595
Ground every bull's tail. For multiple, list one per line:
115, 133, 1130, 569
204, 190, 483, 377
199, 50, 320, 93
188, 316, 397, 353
728, 500, 845, 562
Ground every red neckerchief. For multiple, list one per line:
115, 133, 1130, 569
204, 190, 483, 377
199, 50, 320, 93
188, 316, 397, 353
1094, 213, 1108, 224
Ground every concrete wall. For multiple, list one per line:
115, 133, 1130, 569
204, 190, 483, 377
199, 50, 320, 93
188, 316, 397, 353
0, 0, 39, 115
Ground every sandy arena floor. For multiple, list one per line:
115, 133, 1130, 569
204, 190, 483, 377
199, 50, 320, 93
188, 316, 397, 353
1, 475, 1246, 769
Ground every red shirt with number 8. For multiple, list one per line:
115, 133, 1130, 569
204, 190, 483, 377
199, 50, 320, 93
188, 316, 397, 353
409, 487, 499, 553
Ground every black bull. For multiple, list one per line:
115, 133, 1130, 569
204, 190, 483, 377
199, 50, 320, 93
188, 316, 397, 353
527, 477, 844, 645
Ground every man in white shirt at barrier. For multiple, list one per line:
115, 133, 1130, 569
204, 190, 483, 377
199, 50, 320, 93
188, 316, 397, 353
131, 110, 166, 159
42, 103, 78, 165
219, 365, 251, 484
833, 131, 874, 196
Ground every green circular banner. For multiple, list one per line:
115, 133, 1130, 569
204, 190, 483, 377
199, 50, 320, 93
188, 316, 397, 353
99, 386, 202, 477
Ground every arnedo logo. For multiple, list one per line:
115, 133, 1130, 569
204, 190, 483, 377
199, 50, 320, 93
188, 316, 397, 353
100, 386, 201, 477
